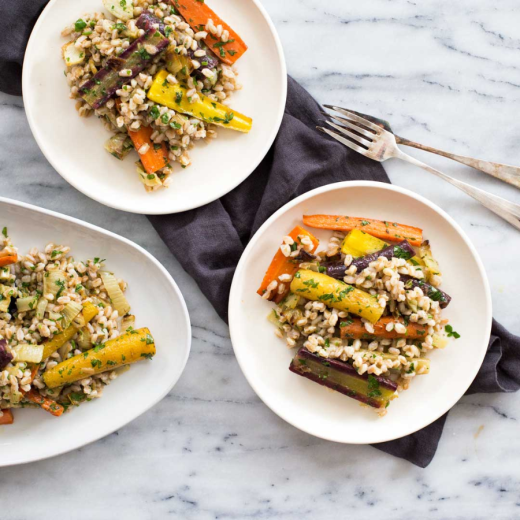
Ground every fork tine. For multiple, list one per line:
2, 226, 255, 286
324, 105, 382, 133
316, 126, 371, 157
327, 114, 376, 139
325, 120, 372, 147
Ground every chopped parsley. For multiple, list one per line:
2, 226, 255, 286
2, 227, 7, 238
75, 19, 87, 32
303, 278, 319, 289
393, 245, 412, 260
150, 105, 161, 119
55, 280, 66, 299
445, 325, 460, 339
137, 47, 151, 60
367, 375, 382, 398
428, 287, 446, 303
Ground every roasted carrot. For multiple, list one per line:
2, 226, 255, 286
0, 409, 13, 425
302, 215, 423, 247
257, 226, 319, 303
170, 0, 247, 64
128, 126, 169, 175
0, 250, 17, 267
24, 390, 64, 417
340, 317, 427, 340
28, 364, 39, 383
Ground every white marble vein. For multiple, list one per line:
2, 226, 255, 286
2, 0, 520, 518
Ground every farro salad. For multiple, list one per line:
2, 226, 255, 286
62, 0, 251, 192
258, 214, 458, 416
0, 228, 156, 426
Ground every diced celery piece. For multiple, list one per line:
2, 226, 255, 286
278, 292, 300, 310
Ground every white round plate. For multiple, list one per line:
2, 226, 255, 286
229, 181, 492, 444
23, 0, 286, 215
0, 197, 191, 466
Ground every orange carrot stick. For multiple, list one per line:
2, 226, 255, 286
0, 255, 17, 267
25, 390, 64, 417
257, 226, 319, 303
0, 409, 13, 425
302, 215, 423, 247
170, 0, 247, 64
0, 249, 17, 267
340, 317, 427, 340
28, 364, 40, 383
128, 126, 169, 175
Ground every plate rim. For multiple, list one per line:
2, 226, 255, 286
21, 0, 288, 215
228, 180, 492, 444
0, 196, 192, 466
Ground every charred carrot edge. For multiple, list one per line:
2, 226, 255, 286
302, 215, 423, 247
0, 409, 13, 425
170, 0, 247, 64
128, 126, 169, 175
257, 226, 319, 303
340, 317, 427, 340
25, 390, 64, 417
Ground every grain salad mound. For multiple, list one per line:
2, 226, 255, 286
62, 0, 251, 192
0, 228, 156, 425
257, 216, 457, 416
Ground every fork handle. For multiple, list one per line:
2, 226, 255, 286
395, 150, 520, 230
395, 135, 520, 189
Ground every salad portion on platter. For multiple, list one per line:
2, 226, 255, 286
0, 227, 156, 425
258, 213, 457, 415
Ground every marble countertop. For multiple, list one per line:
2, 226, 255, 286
2, 0, 520, 518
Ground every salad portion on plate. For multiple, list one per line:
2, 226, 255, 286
0, 228, 156, 426
258, 213, 457, 415
62, 0, 252, 191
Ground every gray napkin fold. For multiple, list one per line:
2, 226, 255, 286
1, 1, 519, 469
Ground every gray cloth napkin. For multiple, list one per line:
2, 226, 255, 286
2, 0, 520, 468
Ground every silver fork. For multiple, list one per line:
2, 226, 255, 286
318, 105, 520, 231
